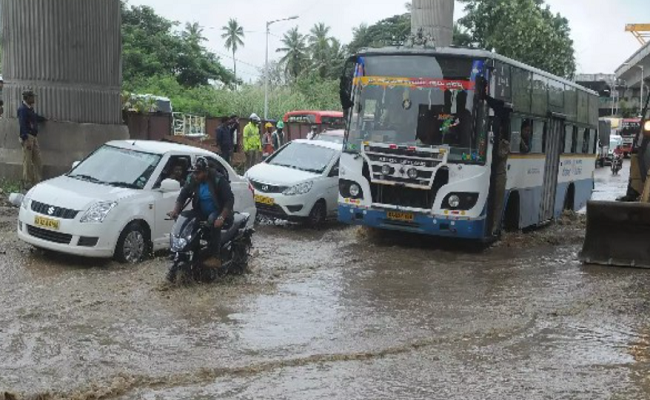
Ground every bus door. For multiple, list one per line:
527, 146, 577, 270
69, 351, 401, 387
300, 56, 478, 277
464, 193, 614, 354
540, 118, 563, 222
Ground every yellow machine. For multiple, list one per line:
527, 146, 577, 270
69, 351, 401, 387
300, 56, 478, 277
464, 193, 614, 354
580, 92, 650, 268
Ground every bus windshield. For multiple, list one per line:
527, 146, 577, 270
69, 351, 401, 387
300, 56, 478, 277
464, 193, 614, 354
346, 55, 483, 163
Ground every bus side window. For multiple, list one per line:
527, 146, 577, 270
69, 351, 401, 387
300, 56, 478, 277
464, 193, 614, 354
563, 125, 573, 154
519, 119, 533, 154
531, 120, 544, 153
510, 117, 522, 153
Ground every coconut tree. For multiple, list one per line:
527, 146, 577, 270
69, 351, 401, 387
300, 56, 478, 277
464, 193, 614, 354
221, 18, 245, 81
308, 23, 333, 78
184, 22, 205, 45
276, 27, 308, 81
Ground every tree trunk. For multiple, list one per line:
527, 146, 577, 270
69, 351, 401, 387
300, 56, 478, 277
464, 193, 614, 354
233, 48, 237, 82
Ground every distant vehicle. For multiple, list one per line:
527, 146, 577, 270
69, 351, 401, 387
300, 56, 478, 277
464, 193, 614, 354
311, 129, 345, 144
245, 139, 342, 226
606, 134, 624, 164
619, 118, 640, 157
17, 141, 256, 263
283, 110, 345, 130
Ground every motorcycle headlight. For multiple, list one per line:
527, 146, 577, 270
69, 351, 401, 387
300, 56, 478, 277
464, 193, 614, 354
283, 181, 313, 196
170, 236, 188, 252
80, 201, 117, 223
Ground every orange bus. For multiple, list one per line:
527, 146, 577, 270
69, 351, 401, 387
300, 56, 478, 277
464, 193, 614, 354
283, 110, 344, 130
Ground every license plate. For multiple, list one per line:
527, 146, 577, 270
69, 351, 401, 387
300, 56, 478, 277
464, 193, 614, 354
387, 211, 414, 222
34, 215, 60, 230
255, 194, 275, 206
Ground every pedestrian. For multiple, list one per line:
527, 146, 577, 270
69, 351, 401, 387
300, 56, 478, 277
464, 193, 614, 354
18, 90, 47, 191
272, 121, 285, 150
307, 125, 318, 140
216, 114, 237, 165
244, 113, 262, 170
262, 122, 275, 160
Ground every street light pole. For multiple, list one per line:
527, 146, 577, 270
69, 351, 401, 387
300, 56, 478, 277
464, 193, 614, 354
264, 16, 298, 121
623, 63, 645, 116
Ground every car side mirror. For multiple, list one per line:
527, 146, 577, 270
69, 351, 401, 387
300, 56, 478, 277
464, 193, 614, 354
160, 179, 181, 193
72, 161, 80, 169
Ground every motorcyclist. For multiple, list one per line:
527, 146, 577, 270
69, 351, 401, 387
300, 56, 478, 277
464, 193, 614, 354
167, 156, 234, 282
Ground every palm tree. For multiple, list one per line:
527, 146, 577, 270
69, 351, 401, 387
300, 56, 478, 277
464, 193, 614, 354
327, 38, 347, 79
308, 23, 332, 78
277, 27, 308, 80
221, 18, 245, 81
184, 22, 205, 45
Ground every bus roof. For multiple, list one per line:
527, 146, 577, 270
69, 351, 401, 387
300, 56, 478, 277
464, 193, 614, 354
355, 46, 598, 96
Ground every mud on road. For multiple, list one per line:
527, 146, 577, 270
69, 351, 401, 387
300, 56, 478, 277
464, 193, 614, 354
3, 165, 650, 399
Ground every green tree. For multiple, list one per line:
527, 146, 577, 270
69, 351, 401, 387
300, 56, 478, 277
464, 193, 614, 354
221, 18, 245, 81
348, 13, 410, 54
453, 25, 473, 47
308, 22, 332, 79
277, 27, 308, 81
458, 0, 576, 78
121, 3, 234, 88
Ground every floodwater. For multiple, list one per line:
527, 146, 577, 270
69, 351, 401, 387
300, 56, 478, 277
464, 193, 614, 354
3, 162, 650, 399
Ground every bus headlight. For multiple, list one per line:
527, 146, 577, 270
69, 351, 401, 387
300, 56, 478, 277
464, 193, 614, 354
442, 193, 479, 210
448, 195, 460, 208
349, 183, 361, 198
407, 168, 418, 179
644, 120, 650, 133
381, 165, 391, 175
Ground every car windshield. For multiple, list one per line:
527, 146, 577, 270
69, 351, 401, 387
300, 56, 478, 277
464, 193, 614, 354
267, 142, 337, 174
67, 145, 162, 189
346, 54, 482, 163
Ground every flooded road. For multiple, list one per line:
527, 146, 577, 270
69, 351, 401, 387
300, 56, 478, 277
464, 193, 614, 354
3, 163, 650, 399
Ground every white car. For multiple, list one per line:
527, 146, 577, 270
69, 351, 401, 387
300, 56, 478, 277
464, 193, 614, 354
245, 139, 341, 226
17, 140, 256, 263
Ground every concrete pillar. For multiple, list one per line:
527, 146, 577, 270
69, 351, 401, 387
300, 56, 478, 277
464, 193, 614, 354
0, 0, 128, 180
411, 0, 455, 48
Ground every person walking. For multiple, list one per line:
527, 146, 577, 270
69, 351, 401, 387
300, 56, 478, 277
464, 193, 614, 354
262, 122, 275, 160
272, 121, 285, 150
18, 90, 47, 191
216, 114, 237, 164
243, 113, 262, 170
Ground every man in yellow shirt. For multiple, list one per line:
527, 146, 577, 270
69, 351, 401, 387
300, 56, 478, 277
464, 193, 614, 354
244, 113, 262, 170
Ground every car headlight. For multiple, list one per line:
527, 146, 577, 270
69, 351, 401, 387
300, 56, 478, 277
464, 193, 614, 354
283, 181, 313, 196
448, 195, 460, 208
80, 201, 117, 223
170, 236, 188, 252
407, 168, 418, 179
21, 191, 33, 210
349, 183, 361, 198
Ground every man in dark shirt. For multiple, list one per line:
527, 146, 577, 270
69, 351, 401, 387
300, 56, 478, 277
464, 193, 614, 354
18, 90, 47, 190
167, 157, 235, 281
216, 114, 238, 164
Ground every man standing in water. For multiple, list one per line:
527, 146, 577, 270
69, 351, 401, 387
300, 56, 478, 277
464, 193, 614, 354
18, 90, 47, 191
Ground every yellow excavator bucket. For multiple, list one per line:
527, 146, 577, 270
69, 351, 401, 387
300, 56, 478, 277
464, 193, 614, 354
580, 200, 650, 268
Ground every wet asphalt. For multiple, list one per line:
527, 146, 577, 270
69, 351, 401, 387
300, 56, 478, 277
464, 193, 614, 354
2, 161, 650, 399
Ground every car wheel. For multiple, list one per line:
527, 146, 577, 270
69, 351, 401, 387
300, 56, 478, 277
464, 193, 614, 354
115, 222, 148, 264
307, 200, 327, 228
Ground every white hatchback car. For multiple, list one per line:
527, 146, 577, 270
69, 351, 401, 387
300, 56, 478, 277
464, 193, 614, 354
245, 139, 341, 226
17, 140, 256, 263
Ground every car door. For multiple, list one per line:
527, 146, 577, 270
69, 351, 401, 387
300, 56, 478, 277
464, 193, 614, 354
151, 155, 188, 249
324, 157, 340, 215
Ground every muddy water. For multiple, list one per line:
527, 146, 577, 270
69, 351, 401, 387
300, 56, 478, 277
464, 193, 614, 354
3, 165, 650, 399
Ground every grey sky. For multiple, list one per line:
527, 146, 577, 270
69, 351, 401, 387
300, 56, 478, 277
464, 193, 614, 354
129, 0, 650, 81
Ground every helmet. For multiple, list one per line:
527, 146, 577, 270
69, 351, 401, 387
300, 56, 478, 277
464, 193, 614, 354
189, 156, 209, 172
277, 121, 284, 129
265, 122, 274, 129
249, 113, 261, 122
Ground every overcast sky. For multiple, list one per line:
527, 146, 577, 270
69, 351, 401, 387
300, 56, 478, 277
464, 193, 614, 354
129, 0, 650, 81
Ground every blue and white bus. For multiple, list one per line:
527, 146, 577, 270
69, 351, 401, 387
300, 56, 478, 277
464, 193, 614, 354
337, 46, 599, 241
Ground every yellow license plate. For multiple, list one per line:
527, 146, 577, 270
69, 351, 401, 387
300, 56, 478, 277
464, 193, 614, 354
34, 215, 60, 230
387, 211, 414, 222
255, 194, 275, 206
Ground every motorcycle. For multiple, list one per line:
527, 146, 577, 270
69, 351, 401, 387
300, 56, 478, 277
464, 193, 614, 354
167, 211, 254, 283
611, 154, 623, 175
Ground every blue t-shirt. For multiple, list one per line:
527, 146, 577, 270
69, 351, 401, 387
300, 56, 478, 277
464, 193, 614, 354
199, 183, 218, 216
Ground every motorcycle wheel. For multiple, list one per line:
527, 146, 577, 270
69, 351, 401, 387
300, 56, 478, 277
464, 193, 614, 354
231, 237, 253, 275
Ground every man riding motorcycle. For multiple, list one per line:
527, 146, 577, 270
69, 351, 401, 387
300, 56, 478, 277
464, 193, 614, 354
167, 156, 234, 282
